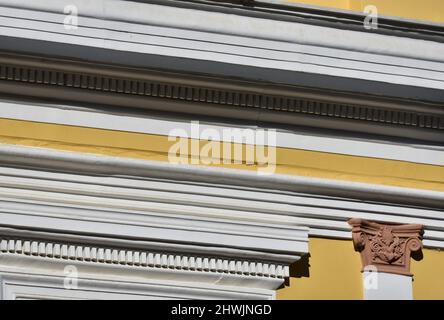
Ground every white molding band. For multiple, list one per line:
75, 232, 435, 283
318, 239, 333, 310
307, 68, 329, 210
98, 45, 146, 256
0, 238, 290, 280
0, 99, 443, 165
0, 226, 289, 293
0, 144, 443, 249
0, 0, 444, 90
0, 273, 276, 300
0, 143, 443, 208
1, 0, 444, 62
0, 270, 276, 299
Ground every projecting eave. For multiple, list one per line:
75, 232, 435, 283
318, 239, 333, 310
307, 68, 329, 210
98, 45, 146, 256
0, 0, 443, 142
1, 0, 444, 98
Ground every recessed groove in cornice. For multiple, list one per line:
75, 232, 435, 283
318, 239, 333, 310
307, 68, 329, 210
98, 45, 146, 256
0, 61, 443, 132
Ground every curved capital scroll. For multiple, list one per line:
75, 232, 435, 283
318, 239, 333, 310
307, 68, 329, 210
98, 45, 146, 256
348, 218, 424, 276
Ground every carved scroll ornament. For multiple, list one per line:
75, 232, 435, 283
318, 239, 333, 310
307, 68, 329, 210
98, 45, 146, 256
348, 218, 424, 276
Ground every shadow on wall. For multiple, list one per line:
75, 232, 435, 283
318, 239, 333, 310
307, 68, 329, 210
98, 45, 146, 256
277, 237, 363, 300
283, 253, 311, 287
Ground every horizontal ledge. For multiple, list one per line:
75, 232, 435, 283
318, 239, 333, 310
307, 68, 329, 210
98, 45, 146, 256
2, 0, 444, 57
0, 270, 277, 298
0, 99, 442, 165
0, 226, 303, 265
0, 143, 443, 209
1, 74, 443, 144
0, 233, 292, 285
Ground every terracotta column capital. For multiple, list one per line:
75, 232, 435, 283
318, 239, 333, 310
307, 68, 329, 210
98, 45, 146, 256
348, 218, 424, 276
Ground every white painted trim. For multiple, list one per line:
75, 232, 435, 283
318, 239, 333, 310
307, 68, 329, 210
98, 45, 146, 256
0, 143, 442, 208
0, 223, 291, 298
0, 237, 290, 280
0, 197, 309, 258
0, 1, 444, 90
0, 226, 298, 264
1, 0, 444, 63
0, 233, 287, 294
0, 270, 275, 300
363, 271, 413, 300
1, 99, 443, 165
0, 145, 442, 249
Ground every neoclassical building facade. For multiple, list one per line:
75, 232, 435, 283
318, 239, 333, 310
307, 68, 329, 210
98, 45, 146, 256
0, 0, 443, 300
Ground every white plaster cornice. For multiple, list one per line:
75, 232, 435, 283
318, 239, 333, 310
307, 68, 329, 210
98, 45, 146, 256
0, 143, 443, 208
0, 272, 276, 299
0, 0, 443, 62
0, 144, 443, 249
0, 232, 288, 290
0, 213, 292, 299
0, 0, 444, 91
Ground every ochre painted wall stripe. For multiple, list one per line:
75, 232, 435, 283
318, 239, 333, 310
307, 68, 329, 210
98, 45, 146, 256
277, 237, 363, 300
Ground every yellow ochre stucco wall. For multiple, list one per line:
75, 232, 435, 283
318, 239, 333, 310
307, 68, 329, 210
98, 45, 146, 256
277, 237, 444, 300
284, 0, 444, 24
277, 237, 363, 300
1, 118, 444, 192
412, 248, 444, 299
